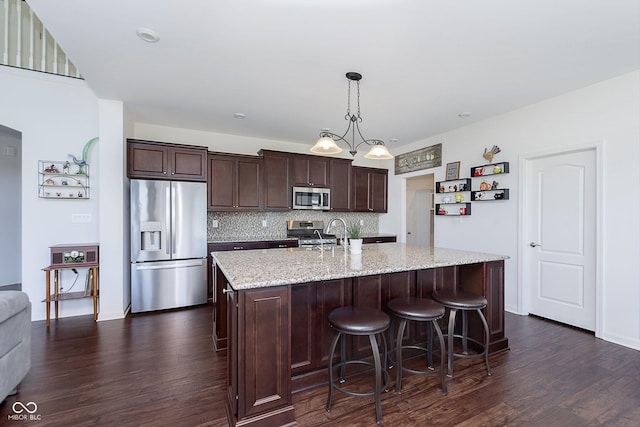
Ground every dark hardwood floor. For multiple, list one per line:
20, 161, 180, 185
2, 303, 638, 426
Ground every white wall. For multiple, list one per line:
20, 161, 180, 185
0, 125, 21, 286
382, 70, 640, 350
0, 67, 100, 321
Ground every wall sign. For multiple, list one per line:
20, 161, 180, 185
394, 143, 442, 175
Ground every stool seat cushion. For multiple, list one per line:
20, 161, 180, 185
432, 289, 487, 309
387, 297, 445, 321
328, 306, 390, 335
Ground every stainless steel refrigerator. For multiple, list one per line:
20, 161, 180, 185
130, 179, 207, 313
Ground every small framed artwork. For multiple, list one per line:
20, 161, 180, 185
445, 161, 460, 180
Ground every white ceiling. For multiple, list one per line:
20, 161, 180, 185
27, 0, 640, 153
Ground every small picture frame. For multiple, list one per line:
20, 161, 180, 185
445, 161, 460, 180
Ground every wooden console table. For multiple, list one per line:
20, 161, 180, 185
42, 265, 99, 327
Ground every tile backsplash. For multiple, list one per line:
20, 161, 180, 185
207, 211, 379, 242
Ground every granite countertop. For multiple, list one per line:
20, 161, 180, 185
212, 243, 507, 290
208, 234, 396, 244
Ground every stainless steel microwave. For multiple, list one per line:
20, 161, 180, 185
292, 186, 330, 210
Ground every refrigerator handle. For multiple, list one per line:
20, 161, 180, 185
166, 184, 172, 256
170, 182, 177, 256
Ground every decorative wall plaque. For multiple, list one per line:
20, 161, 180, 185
394, 143, 442, 175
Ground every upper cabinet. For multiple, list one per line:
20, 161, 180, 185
329, 158, 352, 211
260, 150, 291, 210
208, 153, 262, 211
352, 166, 388, 213
291, 154, 329, 187
127, 139, 207, 181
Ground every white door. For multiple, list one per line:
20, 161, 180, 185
405, 175, 434, 246
526, 148, 596, 331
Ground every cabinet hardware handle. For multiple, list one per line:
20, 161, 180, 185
222, 288, 233, 294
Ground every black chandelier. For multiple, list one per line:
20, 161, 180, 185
310, 72, 393, 159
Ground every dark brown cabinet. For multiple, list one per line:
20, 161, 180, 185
362, 236, 397, 244
260, 150, 291, 210
329, 158, 352, 211
207, 153, 262, 211
127, 139, 207, 181
352, 166, 388, 212
291, 154, 329, 187
227, 286, 295, 427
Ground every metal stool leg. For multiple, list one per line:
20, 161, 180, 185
426, 321, 434, 369
339, 333, 346, 383
446, 308, 458, 377
477, 308, 492, 376
432, 319, 448, 395
326, 331, 341, 412
369, 333, 383, 424
462, 310, 468, 354
394, 318, 408, 393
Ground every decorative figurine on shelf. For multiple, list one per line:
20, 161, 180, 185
78, 191, 84, 198
494, 193, 504, 200
61, 180, 68, 186
68, 136, 99, 175
439, 185, 444, 193
62, 161, 71, 174
459, 183, 467, 191
474, 167, 484, 176
483, 145, 501, 163
44, 178, 55, 185
455, 193, 464, 202
493, 165, 502, 174
491, 180, 499, 190
479, 181, 491, 191
475, 192, 484, 199
44, 164, 60, 173
449, 185, 457, 192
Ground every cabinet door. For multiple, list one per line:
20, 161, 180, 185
226, 284, 237, 416
236, 157, 262, 210
329, 159, 352, 211
291, 155, 328, 187
370, 169, 388, 212
352, 167, 371, 212
208, 154, 235, 210
169, 146, 207, 181
127, 141, 169, 179
238, 287, 291, 419
316, 278, 352, 367
262, 151, 291, 210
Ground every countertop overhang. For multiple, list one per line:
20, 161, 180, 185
212, 243, 508, 290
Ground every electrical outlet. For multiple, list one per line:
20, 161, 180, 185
262, 220, 267, 227
212, 219, 219, 228
360, 219, 364, 226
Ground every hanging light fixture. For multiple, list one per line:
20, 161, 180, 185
310, 72, 393, 160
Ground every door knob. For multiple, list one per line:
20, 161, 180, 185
529, 242, 541, 247
407, 232, 412, 235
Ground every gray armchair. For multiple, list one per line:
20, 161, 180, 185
0, 291, 31, 402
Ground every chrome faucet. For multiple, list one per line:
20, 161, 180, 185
326, 218, 348, 251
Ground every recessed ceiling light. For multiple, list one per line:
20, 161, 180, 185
458, 112, 471, 118
234, 113, 246, 119
136, 28, 160, 43
389, 138, 399, 144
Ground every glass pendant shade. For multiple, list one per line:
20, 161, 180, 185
364, 144, 393, 160
310, 136, 343, 155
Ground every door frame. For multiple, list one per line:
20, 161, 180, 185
518, 140, 605, 338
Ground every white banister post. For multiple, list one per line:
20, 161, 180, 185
14, 0, 21, 67
40, 23, 46, 71
3, 0, 9, 64
28, 8, 34, 69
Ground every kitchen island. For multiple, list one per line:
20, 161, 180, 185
213, 244, 508, 427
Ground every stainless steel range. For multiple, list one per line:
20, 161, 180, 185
286, 220, 337, 248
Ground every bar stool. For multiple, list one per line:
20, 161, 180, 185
432, 289, 492, 378
326, 306, 390, 425
387, 297, 447, 395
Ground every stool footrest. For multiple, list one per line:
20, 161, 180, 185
329, 360, 390, 398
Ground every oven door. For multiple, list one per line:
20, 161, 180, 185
292, 187, 330, 210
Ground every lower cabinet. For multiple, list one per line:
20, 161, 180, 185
226, 286, 295, 427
